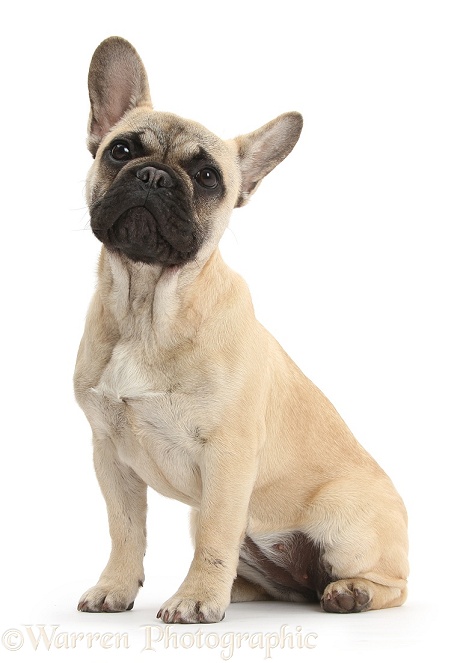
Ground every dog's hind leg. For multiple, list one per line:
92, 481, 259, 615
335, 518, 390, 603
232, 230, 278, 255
321, 579, 407, 613
307, 477, 409, 613
230, 575, 273, 602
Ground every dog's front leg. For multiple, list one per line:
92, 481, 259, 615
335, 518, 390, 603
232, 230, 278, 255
157, 439, 258, 624
78, 437, 147, 612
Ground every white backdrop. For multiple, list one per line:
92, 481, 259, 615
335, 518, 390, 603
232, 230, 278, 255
0, 1, 461, 661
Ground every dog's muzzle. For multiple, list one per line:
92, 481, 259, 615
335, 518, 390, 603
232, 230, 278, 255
90, 163, 201, 266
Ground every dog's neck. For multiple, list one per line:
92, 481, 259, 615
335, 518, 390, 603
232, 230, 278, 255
97, 247, 239, 350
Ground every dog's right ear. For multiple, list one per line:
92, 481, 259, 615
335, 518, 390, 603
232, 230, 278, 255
87, 37, 152, 157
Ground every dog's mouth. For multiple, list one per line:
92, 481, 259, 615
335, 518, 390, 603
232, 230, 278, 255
90, 164, 202, 266
99, 206, 199, 266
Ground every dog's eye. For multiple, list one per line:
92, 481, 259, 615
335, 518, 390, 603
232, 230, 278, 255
194, 168, 218, 189
110, 142, 132, 161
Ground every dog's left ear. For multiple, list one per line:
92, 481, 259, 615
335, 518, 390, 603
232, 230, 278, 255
87, 36, 152, 156
233, 112, 303, 207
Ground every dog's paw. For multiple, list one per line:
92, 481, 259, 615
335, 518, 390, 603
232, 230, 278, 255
321, 580, 372, 614
157, 594, 226, 624
78, 582, 140, 613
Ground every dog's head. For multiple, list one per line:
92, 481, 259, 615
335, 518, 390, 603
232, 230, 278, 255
86, 37, 303, 267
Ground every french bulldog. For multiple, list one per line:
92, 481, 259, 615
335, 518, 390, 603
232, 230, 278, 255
75, 36, 408, 623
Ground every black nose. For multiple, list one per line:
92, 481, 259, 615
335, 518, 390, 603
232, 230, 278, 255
136, 166, 174, 188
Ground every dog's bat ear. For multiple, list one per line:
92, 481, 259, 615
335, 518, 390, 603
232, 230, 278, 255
87, 37, 152, 157
233, 112, 303, 207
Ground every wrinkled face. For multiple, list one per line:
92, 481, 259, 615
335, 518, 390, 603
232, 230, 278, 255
87, 108, 240, 267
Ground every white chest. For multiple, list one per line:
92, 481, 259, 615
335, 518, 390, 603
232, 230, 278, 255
84, 342, 210, 502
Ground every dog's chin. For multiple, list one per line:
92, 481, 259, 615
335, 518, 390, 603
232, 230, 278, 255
94, 206, 198, 267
